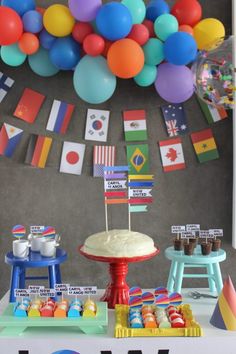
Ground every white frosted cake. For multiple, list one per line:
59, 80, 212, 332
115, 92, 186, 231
82, 229, 156, 258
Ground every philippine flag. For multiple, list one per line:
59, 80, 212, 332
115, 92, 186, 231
46, 100, 75, 134
0, 123, 23, 158
60, 141, 85, 175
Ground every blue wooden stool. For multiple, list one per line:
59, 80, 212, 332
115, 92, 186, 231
5, 248, 67, 302
165, 246, 226, 294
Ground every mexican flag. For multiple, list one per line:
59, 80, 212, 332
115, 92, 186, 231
123, 110, 147, 141
197, 97, 228, 124
191, 128, 219, 163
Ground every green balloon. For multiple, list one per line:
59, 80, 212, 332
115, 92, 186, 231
1, 44, 26, 67
143, 38, 164, 66
154, 14, 178, 41
28, 47, 59, 77
134, 64, 157, 87
121, 0, 146, 24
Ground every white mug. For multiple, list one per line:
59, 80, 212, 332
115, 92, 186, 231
40, 239, 58, 258
13, 240, 30, 258
28, 234, 46, 252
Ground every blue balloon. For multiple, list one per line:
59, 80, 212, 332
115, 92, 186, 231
96, 2, 132, 41
49, 37, 81, 71
1, 0, 36, 16
0, 43, 27, 67
39, 29, 56, 50
164, 32, 197, 66
73, 55, 117, 104
22, 10, 43, 33
146, 0, 169, 22
28, 47, 59, 77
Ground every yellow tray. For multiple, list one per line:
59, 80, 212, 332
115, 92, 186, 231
114, 304, 203, 338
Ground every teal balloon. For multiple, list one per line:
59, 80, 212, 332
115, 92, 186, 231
73, 55, 117, 104
28, 47, 59, 77
154, 14, 178, 41
134, 64, 157, 87
0, 43, 26, 66
143, 38, 164, 66
121, 0, 146, 24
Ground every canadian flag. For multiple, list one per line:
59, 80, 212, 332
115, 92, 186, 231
159, 137, 186, 172
60, 141, 85, 175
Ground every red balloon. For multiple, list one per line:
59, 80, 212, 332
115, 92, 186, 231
142, 19, 155, 38
83, 34, 105, 57
179, 24, 194, 36
102, 39, 113, 58
72, 22, 93, 44
18, 33, 39, 55
127, 24, 149, 46
0, 6, 23, 45
171, 0, 202, 27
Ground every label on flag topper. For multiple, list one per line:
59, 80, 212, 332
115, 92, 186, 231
30, 226, 45, 235
28, 285, 44, 295
68, 286, 97, 296
39, 288, 56, 298
171, 225, 186, 234
186, 224, 200, 232
104, 180, 127, 190
209, 229, 224, 237
199, 230, 210, 238
181, 231, 195, 239
129, 188, 152, 198
54, 284, 70, 292
14, 289, 30, 298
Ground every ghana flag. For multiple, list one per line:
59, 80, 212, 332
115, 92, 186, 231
191, 128, 219, 163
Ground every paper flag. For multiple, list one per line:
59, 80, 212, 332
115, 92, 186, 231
93, 145, 116, 177
0, 72, 14, 103
210, 276, 236, 331
0, 123, 23, 158
191, 128, 219, 163
46, 99, 75, 134
60, 141, 85, 175
85, 109, 110, 142
103, 165, 129, 204
161, 103, 188, 137
126, 144, 149, 174
159, 137, 186, 172
25, 134, 52, 168
123, 109, 147, 141
197, 96, 228, 124
14, 88, 45, 123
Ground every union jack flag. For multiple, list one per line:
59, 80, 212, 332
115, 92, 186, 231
166, 120, 179, 137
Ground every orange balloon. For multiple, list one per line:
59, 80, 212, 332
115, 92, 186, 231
107, 39, 144, 79
179, 24, 194, 36
18, 33, 39, 55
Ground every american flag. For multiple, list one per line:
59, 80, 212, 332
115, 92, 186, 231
161, 104, 188, 137
93, 145, 116, 177
0, 72, 14, 103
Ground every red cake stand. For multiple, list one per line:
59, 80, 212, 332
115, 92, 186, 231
79, 245, 159, 309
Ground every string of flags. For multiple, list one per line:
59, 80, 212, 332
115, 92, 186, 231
0, 71, 229, 176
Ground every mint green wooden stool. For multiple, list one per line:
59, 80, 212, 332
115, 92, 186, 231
165, 246, 226, 294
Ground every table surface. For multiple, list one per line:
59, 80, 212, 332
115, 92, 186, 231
5, 248, 67, 267
165, 246, 226, 263
0, 289, 236, 354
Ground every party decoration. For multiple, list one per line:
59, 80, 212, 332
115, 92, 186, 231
39, 29, 56, 50
143, 38, 164, 66
49, 37, 81, 71
155, 294, 170, 308
85, 109, 110, 142
134, 64, 157, 87
154, 14, 178, 41
22, 10, 43, 33
18, 33, 39, 55
46, 99, 75, 134
0, 6, 23, 45
0, 72, 14, 103
0, 44, 27, 67
155, 63, 194, 103
123, 110, 147, 141
93, 145, 116, 177
161, 103, 188, 137
142, 292, 155, 305
60, 142, 85, 175
73, 55, 117, 104
126, 144, 149, 174
159, 137, 186, 172
197, 97, 228, 124
146, 0, 170, 22
128, 174, 154, 215
103, 166, 129, 208
121, 0, 146, 24
169, 292, 182, 306
179, 24, 194, 36
1, 0, 36, 16
193, 18, 225, 50
142, 19, 155, 37
25, 134, 52, 168
14, 88, 45, 123
107, 39, 144, 79
43, 226, 56, 238
164, 32, 197, 66
0, 123, 23, 158
83, 34, 105, 57
191, 128, 219, 163
43, 4, 75, 37
210, 276, 236, 331
28, 47, 60, 77
129, 286, 142, 297
68, 0, 102, 22
154, 286, 168, 296
12, 225, 26, 238
171, 0, 202, 27
96, 2, 132, 41
128, 296, 143, 308
127, 24, 149, 46
72, 22, 93, 44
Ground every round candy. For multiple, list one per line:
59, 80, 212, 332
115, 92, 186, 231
169, 292, 183, 306
154, 13, 178, 41
43, 4, 75, 37
28, 47, 59, 77
164, 32, 197, 65
72, 22, 94, 44
171, 317, 185, 328
171, 0, 202, 27
12, 225, 26, 238
0, 6, 23, 46
121, 0, 146, 24
68, 0, 102, 22
18, 33, 39, 55
155, 294, 170, 308
83, 34, 105, 57
193, 18, 225, 50
146, 0, 170, 22
129, 286, 142, 297
154, 286, 168, 296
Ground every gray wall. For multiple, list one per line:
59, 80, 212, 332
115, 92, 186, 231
0, 0, 234, 298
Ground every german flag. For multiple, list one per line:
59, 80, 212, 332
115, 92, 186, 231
25, 134, 52, 168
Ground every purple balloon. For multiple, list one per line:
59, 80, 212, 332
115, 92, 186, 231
155, 63, 194, 103
68, 0, 102, 22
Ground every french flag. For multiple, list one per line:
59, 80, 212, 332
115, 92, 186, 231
46, 99, 75, 134
0, 123, 23, 158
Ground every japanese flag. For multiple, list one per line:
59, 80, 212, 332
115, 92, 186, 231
60, 142, 85, 175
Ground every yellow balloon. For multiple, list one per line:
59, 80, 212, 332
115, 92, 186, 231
193, 18, 225, 50
43, 4, 75, 37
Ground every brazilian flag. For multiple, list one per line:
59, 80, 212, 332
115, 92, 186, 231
126, 144, 149, 174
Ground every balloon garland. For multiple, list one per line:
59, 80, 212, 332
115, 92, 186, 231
0, 0, 230, 106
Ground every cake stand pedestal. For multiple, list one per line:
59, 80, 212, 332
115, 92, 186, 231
79, 246, 159, 309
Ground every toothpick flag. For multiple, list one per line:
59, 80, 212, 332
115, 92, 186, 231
123, 110, 147, 141
46, 99, 75, 134
159, 138, 186, 172
103, 166, 129, 205
191, 128, 219, 163
197, 96, 228, 124
161, 103, 188, 137
127, 144, 149, 174
128, 174, 154, 213
0, 72, 14, 103
93, 145, 116, 177
25, 134, 52, 168
0, 123, 23, 158
14, 88, 45, 124
60, 141, 85, 175
85, 109, 110, 142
